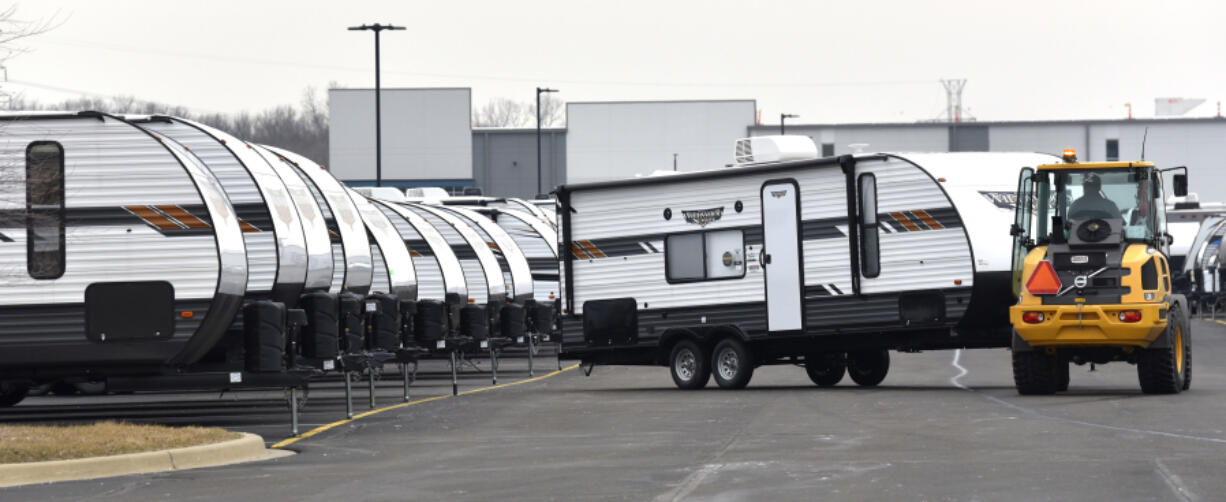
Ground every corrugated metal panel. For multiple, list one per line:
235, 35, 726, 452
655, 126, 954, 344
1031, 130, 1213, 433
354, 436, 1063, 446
407, 204, 504, 303
348, 188, 415, 299
142, 119, 298, 296
266, 146, 372, 295
372, 201, 467, 300
251, 145, 333, 290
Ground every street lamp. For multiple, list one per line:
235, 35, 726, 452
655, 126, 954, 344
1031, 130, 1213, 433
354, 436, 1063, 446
348, 23, 404, 187
536, 87, 558, 197
780, 113, 799, 135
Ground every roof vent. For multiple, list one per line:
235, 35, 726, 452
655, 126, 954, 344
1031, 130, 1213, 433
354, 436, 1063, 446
732, 136, 818, 166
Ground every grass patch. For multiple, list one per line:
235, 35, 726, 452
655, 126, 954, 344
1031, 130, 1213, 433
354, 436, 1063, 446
0, 422, 240, 464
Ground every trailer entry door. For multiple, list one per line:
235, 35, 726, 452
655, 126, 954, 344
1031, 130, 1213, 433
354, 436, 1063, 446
761, 180, 803, 332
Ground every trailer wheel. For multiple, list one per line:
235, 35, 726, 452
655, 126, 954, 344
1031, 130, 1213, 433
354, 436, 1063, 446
805, 352, 845, 387
1012, 350, 1059, 395
1138, 306, 1186, 394
846, 350, 889, 387
0, 381, 29, 407
669, 340, 710, 390
711, 338, 753, 389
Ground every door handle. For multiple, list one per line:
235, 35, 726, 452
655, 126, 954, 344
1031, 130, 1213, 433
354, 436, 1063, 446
763, 253, 772, 265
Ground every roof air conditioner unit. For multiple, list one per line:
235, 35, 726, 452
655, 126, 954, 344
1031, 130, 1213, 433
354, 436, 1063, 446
732, 136, 818, 166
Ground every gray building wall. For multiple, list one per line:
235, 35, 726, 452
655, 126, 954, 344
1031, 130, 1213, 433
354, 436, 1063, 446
749, 118, 1226, 201
472, 129, 566, 199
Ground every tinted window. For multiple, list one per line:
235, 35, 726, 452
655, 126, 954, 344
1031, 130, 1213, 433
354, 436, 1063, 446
1106, 139, 1119, 161
26, 141, 65, 280
859, 173, 880, 278
666, 233, 704, 281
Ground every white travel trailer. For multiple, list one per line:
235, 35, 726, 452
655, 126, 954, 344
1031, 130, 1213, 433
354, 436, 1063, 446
441, 196, 555, 229
1182, 216, 1226, 310
557, 137, 1057, 389
0, 112, 247, 404
135, 116, 309, 304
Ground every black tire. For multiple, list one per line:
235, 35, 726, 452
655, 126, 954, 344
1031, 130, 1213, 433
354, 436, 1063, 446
1182, 322, 1193, 391
711, 338, 754, 389
1138, 307, 1186, 394
846, 350, 890, 387
805, 352, 846, 387
1013, 350, 1059, 395
669, 340, 710, 390
1056, 360, 1070, 392
50, 380, 78, 396
0, 381, 29, 407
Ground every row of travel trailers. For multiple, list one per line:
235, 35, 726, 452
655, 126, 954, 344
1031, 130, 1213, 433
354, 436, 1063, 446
0, 111, 560, 411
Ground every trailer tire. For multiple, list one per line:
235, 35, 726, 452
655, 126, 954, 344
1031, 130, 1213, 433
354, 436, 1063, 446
0, 381, 28, 407
711, 338, 753, 389
669, 340, 710, 390
805, 352, 845, 387
1013, 350, 1059, 395
846, 350, 889, 387
1138, 306, 1186, 394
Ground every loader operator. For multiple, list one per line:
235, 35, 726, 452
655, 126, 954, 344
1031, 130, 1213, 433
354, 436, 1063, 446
1068, 172, 1122, 221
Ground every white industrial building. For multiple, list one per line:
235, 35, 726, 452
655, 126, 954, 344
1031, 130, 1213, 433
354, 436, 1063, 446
328, 87, 1226, 202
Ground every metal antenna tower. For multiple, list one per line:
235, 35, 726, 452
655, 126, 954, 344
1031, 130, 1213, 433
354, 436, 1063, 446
939, 78, 969, 122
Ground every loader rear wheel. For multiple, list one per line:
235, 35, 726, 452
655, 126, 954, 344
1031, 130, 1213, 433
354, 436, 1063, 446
669, 340, 710, 390
805, 352, 845, 387
0, 381, 29, 407
1138, 307, 1186, 394
1013, 350, 1059, 395
847, 350, 890, 387
1056, 360, 1070, 392
711, 338, 753, 389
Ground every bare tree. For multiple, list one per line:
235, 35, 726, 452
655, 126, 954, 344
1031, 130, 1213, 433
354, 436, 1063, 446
473, 97, 530, 127
472, 94, 565, 128
0, 5, 62, 67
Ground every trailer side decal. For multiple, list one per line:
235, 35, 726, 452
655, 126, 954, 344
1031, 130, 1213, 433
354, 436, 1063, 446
567, 207, 962, 261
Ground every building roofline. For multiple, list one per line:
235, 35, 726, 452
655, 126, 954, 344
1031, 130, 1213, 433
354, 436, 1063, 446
567, 99, 756, 106
472, 127, 567, 134
329, 87, 472, 92
748, 116, 1226, 130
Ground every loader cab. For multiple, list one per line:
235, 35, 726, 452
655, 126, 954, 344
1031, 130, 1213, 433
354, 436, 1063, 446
1010, 151, 1187, 296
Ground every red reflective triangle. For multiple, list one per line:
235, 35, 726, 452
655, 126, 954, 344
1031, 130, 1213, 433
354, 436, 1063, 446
1025, 260, 1062, 295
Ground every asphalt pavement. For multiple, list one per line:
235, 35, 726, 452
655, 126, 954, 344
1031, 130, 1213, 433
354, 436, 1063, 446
6, 320, 1226, 501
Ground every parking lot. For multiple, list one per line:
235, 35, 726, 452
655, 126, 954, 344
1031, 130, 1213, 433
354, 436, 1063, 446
1, 320, 1223, 500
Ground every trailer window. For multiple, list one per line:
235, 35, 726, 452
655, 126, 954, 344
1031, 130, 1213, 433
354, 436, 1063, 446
666, 233, 705, 281
858, 174, 880, 278
666, 230, 745, 282
26, 141, 65, 280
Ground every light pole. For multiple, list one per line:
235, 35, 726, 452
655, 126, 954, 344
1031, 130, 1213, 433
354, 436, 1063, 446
349, 23, 404, 187
780, 113, 799, 135
536, 87, 558, 197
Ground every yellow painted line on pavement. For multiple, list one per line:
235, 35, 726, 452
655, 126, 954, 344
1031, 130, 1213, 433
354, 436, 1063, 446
271, 363, 578, 449
1215, 320, 1226, 326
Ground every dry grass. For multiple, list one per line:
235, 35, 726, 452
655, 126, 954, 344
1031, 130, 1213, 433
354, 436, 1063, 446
0, 422, 240, 464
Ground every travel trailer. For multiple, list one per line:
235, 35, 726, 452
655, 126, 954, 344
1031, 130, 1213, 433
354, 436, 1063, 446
556, 136, 1057, 389
0, 112, 247, 405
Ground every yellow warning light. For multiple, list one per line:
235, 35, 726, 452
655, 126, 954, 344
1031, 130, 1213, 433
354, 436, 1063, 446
1062, 149, 1077, 163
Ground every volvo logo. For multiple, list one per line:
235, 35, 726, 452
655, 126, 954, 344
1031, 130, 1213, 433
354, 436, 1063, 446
682, 207, 724, 227
1073, 275, 1088, 288
1070, 255, 1089, 264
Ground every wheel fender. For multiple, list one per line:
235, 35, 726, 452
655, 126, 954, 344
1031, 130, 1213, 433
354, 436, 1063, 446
1148, 299, 1186, 350
1011, 329, 1035, 352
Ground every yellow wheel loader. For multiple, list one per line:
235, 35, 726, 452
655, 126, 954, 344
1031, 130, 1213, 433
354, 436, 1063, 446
1009, 149, 1191, 395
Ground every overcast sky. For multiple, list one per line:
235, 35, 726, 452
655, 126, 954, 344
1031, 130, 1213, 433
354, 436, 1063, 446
6, 0, 1226, 124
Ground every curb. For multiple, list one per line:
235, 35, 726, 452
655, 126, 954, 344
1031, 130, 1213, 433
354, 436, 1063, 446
0, 432, 292, 488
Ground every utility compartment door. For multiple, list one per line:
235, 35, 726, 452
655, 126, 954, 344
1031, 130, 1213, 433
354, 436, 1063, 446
761, 180, 803, 332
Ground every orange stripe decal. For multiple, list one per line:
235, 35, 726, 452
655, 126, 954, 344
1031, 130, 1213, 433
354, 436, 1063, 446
912, 210, 944, 230
409, 249, 423, 258
124, 205, 183, 230
238, 220, 260, 233
890, 212, 921, 231
571, 243, 591, 260
580, 240, 607, 258
157, 205, 211, 229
